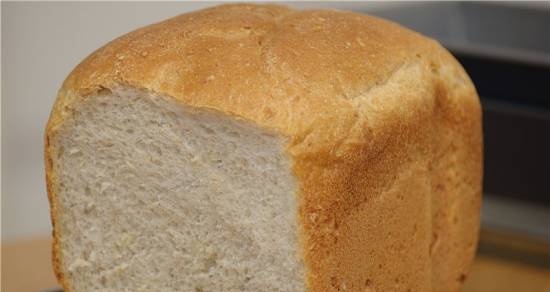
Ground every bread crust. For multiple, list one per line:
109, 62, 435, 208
45, 4, 482, 291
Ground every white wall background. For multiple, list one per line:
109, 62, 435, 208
1, 2, 405, 242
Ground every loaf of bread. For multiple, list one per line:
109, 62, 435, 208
45, 4, 482, 292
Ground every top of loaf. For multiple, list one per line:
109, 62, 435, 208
48, 3, 473, 159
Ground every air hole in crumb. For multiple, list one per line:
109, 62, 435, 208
152, 145, 162, 156
200, 252, 218, 272
201, 126, 215, 135
228, 131, 241, 138
97, 87, 112, 96
458, 274, 467, 283
57, 146, 65, 157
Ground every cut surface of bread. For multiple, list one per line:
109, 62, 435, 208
50, 88, 304, 291
46, 4, 483, 292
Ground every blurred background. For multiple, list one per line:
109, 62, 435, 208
2, 2, 549, 292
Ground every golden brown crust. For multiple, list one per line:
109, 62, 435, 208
45, 126, 71, 291
45, 4, 482, 292
428, 48, 483, 291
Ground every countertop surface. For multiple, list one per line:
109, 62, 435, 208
2, 237, 549, 292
